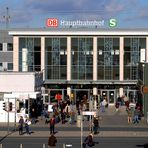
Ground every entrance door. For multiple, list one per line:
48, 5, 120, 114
124, 90, 138, 103
101, 90, 116, 105
73, 89, 90, 103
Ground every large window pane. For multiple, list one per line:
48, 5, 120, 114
45, 38, 67, 80
71, 37, 93, 80
124, 37, 146, 80
97, 37, 119, 80
19, 37, 41, 72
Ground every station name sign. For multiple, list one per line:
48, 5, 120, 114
46, 18, 117, 28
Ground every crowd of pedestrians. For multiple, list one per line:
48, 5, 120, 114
17, 93, 144, 147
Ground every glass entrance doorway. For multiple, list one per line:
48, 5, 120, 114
73, 89, 90, 103
124, 90, 138, 104
100, 90, 116, 105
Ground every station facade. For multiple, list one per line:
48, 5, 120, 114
7, 28, 148, 105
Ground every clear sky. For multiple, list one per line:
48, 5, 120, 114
1, 0, 148, 29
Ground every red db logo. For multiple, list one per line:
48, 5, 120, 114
46, 18, 58, 27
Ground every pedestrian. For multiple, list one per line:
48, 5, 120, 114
18, 116, 24, 135
48, 133, 57, 148
100, 98, 107, 112
127, 108, 132, 123
115, 101, 119, 112
93, 117, 100, 134
64, 104, 71, 118
25, 118, 31, 135
49, 115, 56, 134
31, 108, 37, 124
133, 108, 140, 124
83, 133, 95, 148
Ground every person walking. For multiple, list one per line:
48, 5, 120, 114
83, 133, 95, 148
127, 108, 132, 124
25, 118, 31, 135
18, 116, 24, 135
48, 134, 57, 148
93, 117, 100, 134
133, 108, 140, 124
49, 115, 56, 134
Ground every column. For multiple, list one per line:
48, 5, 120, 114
13, 36, 19, 71
41, 37, 45, 80
67, 37, 71, 96
93, 37, 98, 95
119, 37, 124, 97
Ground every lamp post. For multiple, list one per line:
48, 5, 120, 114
3, 7, 10, 29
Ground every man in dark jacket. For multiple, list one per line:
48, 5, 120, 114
18, 116, 24, 135
48, 134, 57, 148
93, 117, 100, 134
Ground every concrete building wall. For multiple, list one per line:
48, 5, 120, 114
0, 72, 35, 92
0, 52, 13, 62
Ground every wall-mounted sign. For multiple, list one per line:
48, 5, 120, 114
46, 18, 117, 28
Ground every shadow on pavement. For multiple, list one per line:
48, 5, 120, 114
0, 131, 13, 143
136, 143, 148, 148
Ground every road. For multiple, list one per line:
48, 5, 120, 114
0, 137, 148, 148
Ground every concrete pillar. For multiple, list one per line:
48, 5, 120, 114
41, 37, 45, 80
67, 37, 71, 81
93, 37, 97, 81
119, 37, 124, 97
13, 36, 19, 71
67, 37, 71, 96
93, 36, 98, 98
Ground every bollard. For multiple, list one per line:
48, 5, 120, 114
20, 144, 22, 148
76, 115, 82, 127
43, 144, 45, 148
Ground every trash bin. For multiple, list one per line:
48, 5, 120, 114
76, 115, 82, 127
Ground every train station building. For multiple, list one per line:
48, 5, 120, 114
5, 28, 148, 106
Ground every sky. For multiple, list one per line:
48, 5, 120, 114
1, 0, 148, 29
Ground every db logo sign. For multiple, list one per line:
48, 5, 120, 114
46, 18, 58, 27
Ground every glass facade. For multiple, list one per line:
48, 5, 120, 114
19, 37, 41, 72
17, 36, 147, 83
71, 37, 93, 80
45, 37, 67, 80
124, 37, 146, 80
97, 37, 119, 80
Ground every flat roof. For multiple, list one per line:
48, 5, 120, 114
8, 28, 148, 36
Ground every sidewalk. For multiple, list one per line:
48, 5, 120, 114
0, 106, 148, 138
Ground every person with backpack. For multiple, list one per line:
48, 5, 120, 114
83, 133, 95, 148
48, 133, 57, 148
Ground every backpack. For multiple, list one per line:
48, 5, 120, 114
85, 135, 95, 147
